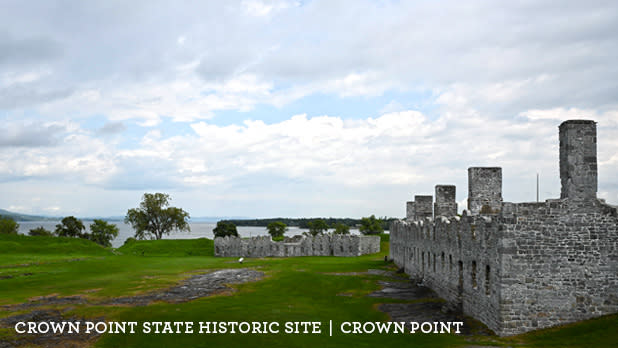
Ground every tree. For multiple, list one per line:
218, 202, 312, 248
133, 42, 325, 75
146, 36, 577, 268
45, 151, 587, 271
213, 221, 239, 238
125, 193, 190, 240
333, 223, 350, 235
266, 221, 287, 240
308, 219, 329, 236
55, 216, 86, 238
29, 226, 53, 236
0, 216, 19, 234
359, 215, 384, 235
89, 219, 119, 247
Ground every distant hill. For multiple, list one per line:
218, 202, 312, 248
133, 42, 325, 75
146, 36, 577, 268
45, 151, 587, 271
0, 209, 250, 223
0, 209, 59, 222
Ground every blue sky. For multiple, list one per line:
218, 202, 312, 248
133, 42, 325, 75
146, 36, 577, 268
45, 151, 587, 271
1, 0, 617, 218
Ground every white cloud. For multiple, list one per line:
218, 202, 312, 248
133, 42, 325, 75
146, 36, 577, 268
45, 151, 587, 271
1, 0, 617, 217
241, 0, 297, 17
2, 107, 618, 217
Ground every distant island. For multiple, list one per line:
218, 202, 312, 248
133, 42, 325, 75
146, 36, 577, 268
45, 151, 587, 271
0, 208, 398, 231
221, 217, 398, 230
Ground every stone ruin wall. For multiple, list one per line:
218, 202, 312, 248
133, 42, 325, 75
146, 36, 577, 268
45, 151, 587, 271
391, 200, 618, 336
214, 234, 380, 258
390, 120, 618, 336
390, 214, 503, 333
498, 200, 618, 335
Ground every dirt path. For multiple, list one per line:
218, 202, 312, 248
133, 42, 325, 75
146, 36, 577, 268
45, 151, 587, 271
0, 268, 264, 348
367, 269, 494, 337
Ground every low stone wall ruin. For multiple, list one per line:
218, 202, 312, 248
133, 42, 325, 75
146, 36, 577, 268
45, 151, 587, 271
214, 234, 380, 258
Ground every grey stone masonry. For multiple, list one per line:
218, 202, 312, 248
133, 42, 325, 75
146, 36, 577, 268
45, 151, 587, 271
406, 201, 415, 221
214, 234, 380, 258
389, 120, 618, 336
468, 167, 502, 215
414, 195, 433, 219
560, 120, 597, 203
435, 185, 457, 217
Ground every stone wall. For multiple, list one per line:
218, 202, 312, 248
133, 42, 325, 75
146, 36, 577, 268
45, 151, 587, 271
390, 214, 503, 332
498, 199, 618, 335
390, 200, 618, 336
214, 234, 380, 258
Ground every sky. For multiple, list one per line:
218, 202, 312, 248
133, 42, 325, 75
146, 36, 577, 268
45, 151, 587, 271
1, 0, 618, 219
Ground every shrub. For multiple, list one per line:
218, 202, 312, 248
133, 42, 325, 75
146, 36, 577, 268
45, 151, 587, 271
359, 215, 384, 235
308, 219, 329, 236
333, 223, 350, 234
88, 219, 119, 247
28, 226, 53, 236
0, 216, 19, 234
213, 221, 239, 238
266, 221, 287, 239
123, 237, 137, 246
55, 216, 86, 238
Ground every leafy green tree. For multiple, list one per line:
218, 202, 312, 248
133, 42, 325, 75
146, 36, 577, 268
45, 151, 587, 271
308, 219, 329, 236
88, 219, 119, 247
213, 221, 239, 238
125, 193, 190, 240
28, 226, 53, 236
359, 215, 384, 235
333, 223, 350, 235
0, 216, 19, 234
266, 221, 287, 240
55, 216, 86, 238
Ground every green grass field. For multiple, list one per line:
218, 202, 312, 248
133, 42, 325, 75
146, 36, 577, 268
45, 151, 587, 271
0, 233, 616, 347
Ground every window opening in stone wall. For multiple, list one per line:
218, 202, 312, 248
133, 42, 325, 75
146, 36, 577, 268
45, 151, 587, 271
485, 265, 490, 295
471, 224, 476, 240
449, 254, 452, 272
458, 261, 463, 295
422, 252, 425, 273
441, 252, 445, 270
433, 253, 436, 272
471, 261, 477, 289
428, 252, 431, 270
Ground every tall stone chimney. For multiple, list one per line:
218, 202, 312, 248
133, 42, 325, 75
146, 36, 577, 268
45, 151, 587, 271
406, 201, 415, 221
559, 120, 597, 202
468, 167, 502, 215
414, 195, 433, 219
434, 185, 457, 217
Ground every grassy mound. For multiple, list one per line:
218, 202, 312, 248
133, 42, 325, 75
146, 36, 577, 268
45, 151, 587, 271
117, 238, 214, 256
0, 233, 111, 256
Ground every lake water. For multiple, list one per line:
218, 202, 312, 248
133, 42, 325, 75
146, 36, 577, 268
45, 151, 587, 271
17, 221, 360, 248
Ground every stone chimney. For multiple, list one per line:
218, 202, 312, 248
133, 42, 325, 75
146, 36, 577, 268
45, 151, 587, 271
559, 120, 597, 202
435, 185, 457, 217
414, 195, 433, 219
468, 167, 502, 215
406, 201, 415, 221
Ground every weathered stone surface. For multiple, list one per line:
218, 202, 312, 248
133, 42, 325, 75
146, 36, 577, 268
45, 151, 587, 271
215, 235, 380, 258
390, 120, 618, 336
414, 195, 433, 220
435, 185, 458, 217
559, 120, 598, 205
468, 167, 502, 215
406, 201, 415, 221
